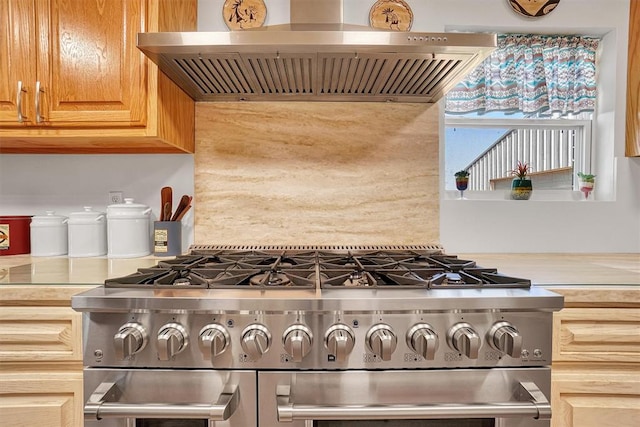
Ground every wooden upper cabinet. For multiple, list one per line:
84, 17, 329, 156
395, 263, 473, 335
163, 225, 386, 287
37, 0, 146, 126
0, 0, 196, 153
1, 0, 144, 127
0, 0, 37, 124
627, 0, 640, 157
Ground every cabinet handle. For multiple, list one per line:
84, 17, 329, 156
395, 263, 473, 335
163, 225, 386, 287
35, 81, 44, 123
16, 81, 27, 122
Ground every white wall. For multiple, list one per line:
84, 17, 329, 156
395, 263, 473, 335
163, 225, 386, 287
1, 0, 637, 254
199, 0, 640, 253
424, 0, 640, 253
0, 155, 196, 249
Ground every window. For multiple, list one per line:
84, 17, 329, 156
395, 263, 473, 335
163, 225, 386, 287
443, 34, 599, 195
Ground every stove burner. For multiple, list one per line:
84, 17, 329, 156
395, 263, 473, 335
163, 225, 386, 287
430, 272, 482, 287
249, 271, 292, 287
344, 270, 370, 287
319, 266, 442, 288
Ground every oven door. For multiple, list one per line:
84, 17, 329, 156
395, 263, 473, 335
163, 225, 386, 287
83, 368, 256, 427
258, 368, 551, 427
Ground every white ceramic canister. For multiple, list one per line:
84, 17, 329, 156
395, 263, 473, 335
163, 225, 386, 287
30, 211, 68, 256
67, 207, 107, 257
107, 198, 152, 258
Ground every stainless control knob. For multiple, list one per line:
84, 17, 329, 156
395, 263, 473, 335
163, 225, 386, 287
324, 324, 355, 363
199, 324, 230, 361
366, 324, 397, 361
113, 322, 147, 360
241, 324, 271, 360
447, 322, 481, 359
488, 321, 523, 358
157, 323, 188, 361
283, 324, 313, 362
406, 323, 439, 360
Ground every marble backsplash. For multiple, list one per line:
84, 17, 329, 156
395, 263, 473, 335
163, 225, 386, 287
194, 102, 440, 246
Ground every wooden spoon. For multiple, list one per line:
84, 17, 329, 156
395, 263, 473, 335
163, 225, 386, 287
163, 202, 172, 222
171, 195, 191, 221
160, 186, 172, 220
173, 202, 192, 221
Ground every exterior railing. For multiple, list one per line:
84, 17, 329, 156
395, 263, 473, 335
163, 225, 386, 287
445, 118, 592, 191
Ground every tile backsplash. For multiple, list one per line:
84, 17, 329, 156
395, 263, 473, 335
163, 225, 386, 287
195, 102, 439, 245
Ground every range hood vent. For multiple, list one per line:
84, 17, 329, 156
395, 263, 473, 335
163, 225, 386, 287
138, 0, 496, 103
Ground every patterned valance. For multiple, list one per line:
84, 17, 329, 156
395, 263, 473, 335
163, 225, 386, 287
445, 34, 600, 115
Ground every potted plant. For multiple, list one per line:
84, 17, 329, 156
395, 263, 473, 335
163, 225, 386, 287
454, 170, 470, 199
509, 161, 533, 200
577, 172, 596, 199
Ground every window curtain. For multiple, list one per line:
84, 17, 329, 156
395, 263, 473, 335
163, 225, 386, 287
445, 34, 600, 115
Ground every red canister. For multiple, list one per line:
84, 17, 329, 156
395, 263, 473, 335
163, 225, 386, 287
0, 216, 32, 255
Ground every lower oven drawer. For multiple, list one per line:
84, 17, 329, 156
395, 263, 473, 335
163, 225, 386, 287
83, 368, 256, 427
258, 368, 551, 427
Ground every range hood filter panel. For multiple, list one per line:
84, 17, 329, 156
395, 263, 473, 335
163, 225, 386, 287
156, 50, 483, 103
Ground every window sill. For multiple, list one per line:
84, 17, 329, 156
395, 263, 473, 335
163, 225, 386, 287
443, 190, 603, 202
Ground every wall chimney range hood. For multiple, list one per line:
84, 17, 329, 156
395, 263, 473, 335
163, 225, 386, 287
137, 0, 496, 103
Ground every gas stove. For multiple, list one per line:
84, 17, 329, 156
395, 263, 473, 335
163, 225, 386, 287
75, 245, 560, 370
73, 245, 563, 427
104, 244, 531, 290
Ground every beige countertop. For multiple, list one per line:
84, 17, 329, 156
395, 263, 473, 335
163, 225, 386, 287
1, 253, 638, 286
1, 253, 638, 308
457, 253, 640, 306
0, 255, 160, 285
458, 253, 640, 286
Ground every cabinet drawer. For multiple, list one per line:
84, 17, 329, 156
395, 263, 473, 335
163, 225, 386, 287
0, 307, 82, 362
0, 370, 83, 427
553, 308, 640, 363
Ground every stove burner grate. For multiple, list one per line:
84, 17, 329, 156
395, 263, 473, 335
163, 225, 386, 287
104, 267, 209, 288
320, 267, 441, 288
104, 249, 531, 290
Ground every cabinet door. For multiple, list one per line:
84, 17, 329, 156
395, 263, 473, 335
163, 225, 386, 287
35, 0, 147, 126
0, 370, 83, 427
626, 0, 639, 156
0, 0, 37, 125
552, 367, 640, 427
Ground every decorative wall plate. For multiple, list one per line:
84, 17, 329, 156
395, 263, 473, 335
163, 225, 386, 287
507, 0, 561, 18
223, 0, 267, 30
369, 0, 413, 31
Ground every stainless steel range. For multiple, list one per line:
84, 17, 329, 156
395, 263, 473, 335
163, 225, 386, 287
72, 245, 564, 427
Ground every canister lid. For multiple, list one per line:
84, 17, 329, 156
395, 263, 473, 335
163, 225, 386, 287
68, 207, 106, 223
0, 215, 32, 221
107, 198, 152, 218
30, 211, 68, 226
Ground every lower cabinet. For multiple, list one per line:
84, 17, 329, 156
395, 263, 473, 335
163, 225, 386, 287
553, 367, 639, 427
0, 286, 93, 427
0, 368, 83, 427
550, 289, 640, 427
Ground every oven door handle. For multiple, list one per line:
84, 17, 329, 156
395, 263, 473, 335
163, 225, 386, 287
84, 381, 239, 420
277, 381, 551, 421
